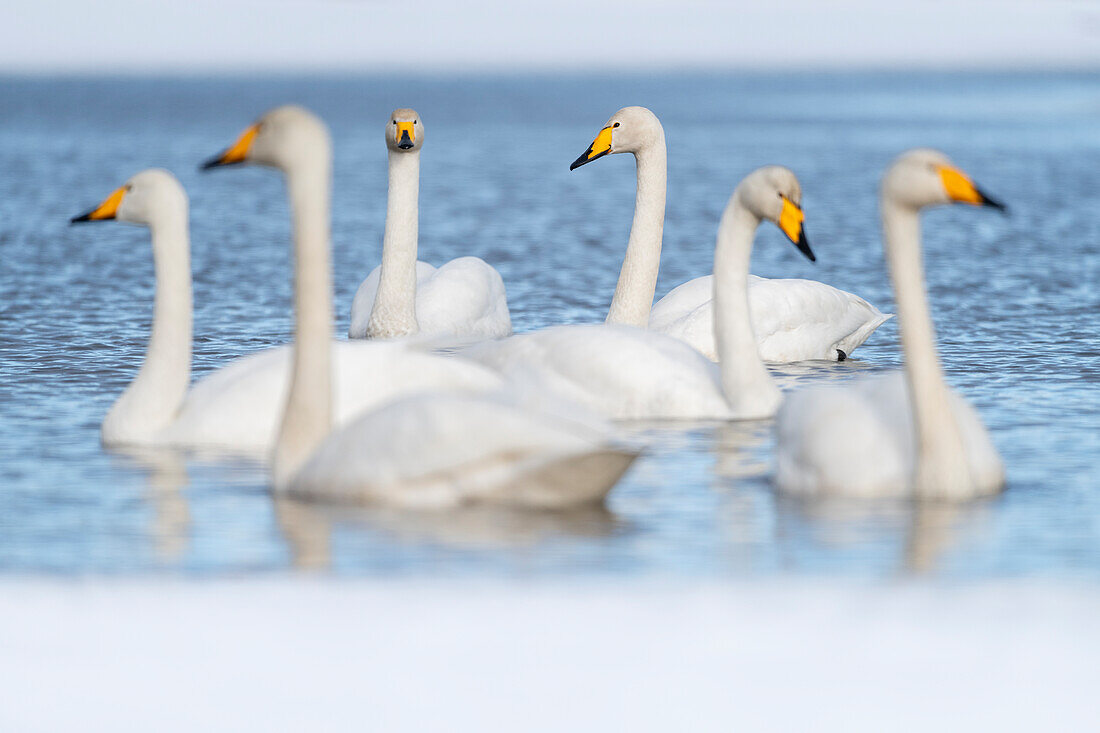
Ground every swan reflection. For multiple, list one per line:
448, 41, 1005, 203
274, 496, 624, 569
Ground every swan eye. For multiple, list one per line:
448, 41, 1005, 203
613, 122, 620, 128
393, 121, 397, 126
413, 120, 417, 125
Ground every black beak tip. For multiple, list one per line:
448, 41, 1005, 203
200, 152, 228, 171
572, 149, 598, 170
978, 190, 1007, 214
70, 212, 91, 224
795, 229, 816, 262
397, 141, 414, 150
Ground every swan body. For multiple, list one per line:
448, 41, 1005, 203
468, 165, 816, 421
573, 105, 886, 362
349, 257, 510, 340
348, 108, 511, 341
775, 149, 1006, 500
160, 341, 503, 453
466, 324, 730, 420
290, 392, 637, 509
649, 274, 891, 362
73, 168, 503, 454
776, 372, 1002, 498
205, 105, 635, 506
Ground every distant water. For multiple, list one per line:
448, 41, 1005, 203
1, 71, 1098, 577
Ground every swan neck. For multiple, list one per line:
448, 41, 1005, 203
369, 150, 420, 338
606, 135, 666, 327
103, 211, 192, 441
274, 159, 334, 488
882, 199, 970, 494
713, 197, 779, 416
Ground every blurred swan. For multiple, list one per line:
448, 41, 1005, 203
207, 104, 636, 507
72, 179, 498, 454
348, 108, 511, 340
466, 166, 815, 420
572, 106, 889, 362
775, 149, 1006, 500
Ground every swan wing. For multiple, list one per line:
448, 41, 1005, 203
775, 372, 912, 498
348, 261, 438, 339
651, 275, 890, 363
414, 256, 512, 339
465, 324, 729, 420
163, 341, 503, 454
349, 258, 511, 340
649, 275, 719, 360
288, 392, 637, 508
776, 372, 1003, 497
750, 277, 891, 362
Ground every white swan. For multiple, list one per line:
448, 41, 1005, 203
70, 135, 503, 455
775, 149, 1006, 500
348, 108, 511, 341
571, 106, 889, 362
466, 166, 815, 421
205, 104, 636, 506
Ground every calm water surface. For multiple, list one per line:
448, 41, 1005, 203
1, 72, 1098, 577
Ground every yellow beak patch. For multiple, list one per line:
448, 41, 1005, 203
395, 121, 415, 145
83, 185, 127, 221
587, 126, 613, 160
219, 124, 259, 166
938, 165, 983, 206
778, 197, 805, 243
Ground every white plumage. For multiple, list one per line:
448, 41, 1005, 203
348, 108, 511, 341
466, 324, 730, 420
775, 372, 1003, 498
349, 257, 511, 340
204, 104, 636, 507
650, 274, 891, 362
289, 392, 637, 509
160, 341, 503, 454
466, 166, 817, 422
774, 149, 1007, 500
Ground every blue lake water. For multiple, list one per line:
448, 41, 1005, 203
1, 71, 1098, 577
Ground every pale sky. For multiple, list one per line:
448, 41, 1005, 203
4, 0, 1099, 73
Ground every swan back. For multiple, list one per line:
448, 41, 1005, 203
288, 392, 637, 509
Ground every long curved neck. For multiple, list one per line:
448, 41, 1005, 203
713, 197, 780, 418
273, 157, 334, 488
882, 199, 971, 496
605, 135, 666, 327
103, 212, 192, 440
368, 150, 420, 338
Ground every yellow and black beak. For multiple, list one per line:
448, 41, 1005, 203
71, 185, 127, 224
201, 123, 259, 170
938, 165, 1006, 212
395, 121, 415, 150
777, 197, 815, 262
570, 125, 614, 170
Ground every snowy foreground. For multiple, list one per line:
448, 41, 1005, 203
2, 580, 1097, 732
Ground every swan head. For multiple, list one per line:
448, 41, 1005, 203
734, 166, 815, 262
202, 104, 331, 173
386, 108, 423, 153
570, 106, 663, 170
71, 168, 187, 228
883, 148, 1005, 213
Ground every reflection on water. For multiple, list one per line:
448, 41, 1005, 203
1, 71, 1099, 578
776, 494, 993, 576
110, 448, 192, 562
90, 419, 1004, 580
275, 497, 623, 570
